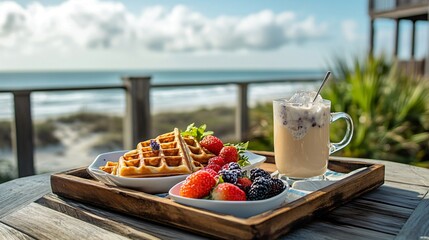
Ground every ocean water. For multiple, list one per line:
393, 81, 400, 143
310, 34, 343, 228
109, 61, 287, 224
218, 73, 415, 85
0, 70, 323, 120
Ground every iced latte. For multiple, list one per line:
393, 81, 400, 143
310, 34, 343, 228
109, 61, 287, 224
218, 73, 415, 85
273, 91, 350, 179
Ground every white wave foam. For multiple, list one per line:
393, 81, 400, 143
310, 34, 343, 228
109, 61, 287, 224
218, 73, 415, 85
0, 81, 318, 120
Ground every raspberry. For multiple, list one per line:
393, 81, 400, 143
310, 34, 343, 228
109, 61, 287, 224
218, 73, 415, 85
212, 183, 246, 201
250, 168, 271, 181
219, 146, 239, 164
208, 156, 225, 167
269, 178, 285, 197
247, 177, 272, 200
204, 168, 219, 178
219, 169, 241, 184
221, 164, 230, 170
205, 163, 222, 172
179, 170, 216, 199
200, 135, 224, 155
236, 177, 252, 193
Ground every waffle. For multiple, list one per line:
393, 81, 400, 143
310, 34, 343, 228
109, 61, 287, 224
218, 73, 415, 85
99, 128, 206, 177
99, 161, 118, 175
182, 135, 216, 165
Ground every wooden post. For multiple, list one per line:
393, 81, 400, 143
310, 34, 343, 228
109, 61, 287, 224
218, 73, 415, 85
411, 20, 416, 59
122, 77, 151, 150
12, 91, 35, 177
426, 14, 429, 76
394, 19, 400, 57
236, 83, 249, 141
369, 0, 373, 11
369, 19, 375, 56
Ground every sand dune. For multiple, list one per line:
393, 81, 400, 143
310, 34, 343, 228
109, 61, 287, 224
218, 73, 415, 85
2, 123, 110, 174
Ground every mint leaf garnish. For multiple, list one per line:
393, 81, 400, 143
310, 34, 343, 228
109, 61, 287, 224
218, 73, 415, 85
238, 156, 250, 167
181, 123, 214, 141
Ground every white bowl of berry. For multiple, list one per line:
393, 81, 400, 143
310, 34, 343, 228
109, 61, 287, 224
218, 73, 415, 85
168, 164, 289, 218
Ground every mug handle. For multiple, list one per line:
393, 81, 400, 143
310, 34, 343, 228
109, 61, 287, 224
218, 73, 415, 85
329, 112, 354, 154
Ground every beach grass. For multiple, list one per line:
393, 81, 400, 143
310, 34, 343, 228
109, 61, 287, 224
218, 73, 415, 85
0, 121, 12, 148
0, 159, 15, 182
0, 120, 61, 148
323, 55, 429, 165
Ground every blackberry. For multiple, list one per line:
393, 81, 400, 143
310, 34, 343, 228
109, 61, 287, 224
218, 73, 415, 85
233, 168, 244, 177
227, 162, 241, 170
247, 177, 272, 200
219, 169, 241, 184
269, 178, 285, 197
250, 168, 270, 181
253, 177, 272, 189
247, 184, 270, 200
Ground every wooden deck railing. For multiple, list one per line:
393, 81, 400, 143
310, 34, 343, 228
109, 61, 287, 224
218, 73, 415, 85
0, 76, 320, 177
369, 0, 429, 13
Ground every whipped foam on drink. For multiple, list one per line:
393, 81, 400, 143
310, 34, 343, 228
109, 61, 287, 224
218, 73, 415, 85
279, 91, 330, 140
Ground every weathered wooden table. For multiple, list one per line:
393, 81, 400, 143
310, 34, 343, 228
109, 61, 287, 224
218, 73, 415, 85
1, 156, 428, 240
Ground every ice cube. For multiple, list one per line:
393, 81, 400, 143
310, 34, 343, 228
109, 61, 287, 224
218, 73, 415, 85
289, 91, 322, 103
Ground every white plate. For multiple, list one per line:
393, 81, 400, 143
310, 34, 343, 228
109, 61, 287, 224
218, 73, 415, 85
168, 180, 289, 218
87, 150, 266, 194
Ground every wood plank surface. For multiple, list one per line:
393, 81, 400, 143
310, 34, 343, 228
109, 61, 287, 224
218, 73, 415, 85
0, 222, 33, 240
325, 203, 408, 235
284, 181, 429, 240
331, 156, 429, 187
0, 203, 129, 240
395, 189, 429, 240
37, 194, 204, 240
285, 221, 395, 240
0, 174, 51, 219
360, 181, 428, 209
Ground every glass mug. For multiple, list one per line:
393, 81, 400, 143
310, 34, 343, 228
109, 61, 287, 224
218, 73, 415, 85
273, 97, 353, 179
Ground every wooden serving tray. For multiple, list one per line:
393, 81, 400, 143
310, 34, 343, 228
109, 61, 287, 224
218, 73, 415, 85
50, 153, 384, 239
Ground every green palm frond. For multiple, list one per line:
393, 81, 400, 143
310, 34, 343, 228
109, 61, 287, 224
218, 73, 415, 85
323, 56, 429, 165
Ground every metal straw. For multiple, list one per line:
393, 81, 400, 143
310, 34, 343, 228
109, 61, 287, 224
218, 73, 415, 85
313, 71, 331, 102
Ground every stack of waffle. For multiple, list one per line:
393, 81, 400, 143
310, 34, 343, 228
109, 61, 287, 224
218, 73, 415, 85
99, 128, 215, 177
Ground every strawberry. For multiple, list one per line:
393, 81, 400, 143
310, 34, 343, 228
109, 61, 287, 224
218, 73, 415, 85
236, 177, 252, 193
219, 146, 239, 164
180, 170, 216, 199
212, 183, 246, 201
204, 168, 219, 178
200, 135, 224, 155
208, 156, 225, 167
205, 163, 222, 172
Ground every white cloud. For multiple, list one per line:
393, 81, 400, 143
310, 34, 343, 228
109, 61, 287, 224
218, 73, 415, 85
341, 20, 358, 42
0, 0, 328, 53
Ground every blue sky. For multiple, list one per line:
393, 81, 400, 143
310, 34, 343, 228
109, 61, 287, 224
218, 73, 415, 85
0, 0, 426, 71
